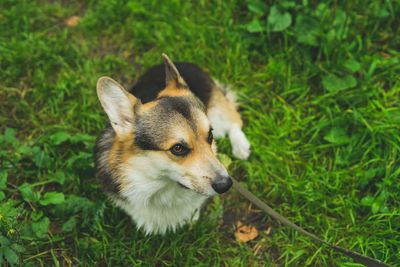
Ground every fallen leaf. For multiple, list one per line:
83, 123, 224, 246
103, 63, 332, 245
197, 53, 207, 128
66, 16, 80, 27
235, 221, 258, 242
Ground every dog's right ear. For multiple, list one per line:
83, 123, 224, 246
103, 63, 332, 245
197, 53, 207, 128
97, 77, 141, 135
162, 53, 187, 89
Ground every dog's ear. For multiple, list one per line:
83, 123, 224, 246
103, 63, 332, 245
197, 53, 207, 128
97, 77, 141, 135
162, 53, 187, 89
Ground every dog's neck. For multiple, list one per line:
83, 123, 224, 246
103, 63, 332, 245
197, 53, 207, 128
113, 174, 208, 234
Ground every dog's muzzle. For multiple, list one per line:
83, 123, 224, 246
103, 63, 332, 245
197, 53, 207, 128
211, 175, 233, 194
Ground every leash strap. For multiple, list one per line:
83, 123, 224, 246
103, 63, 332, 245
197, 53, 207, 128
231, 178, 392, 267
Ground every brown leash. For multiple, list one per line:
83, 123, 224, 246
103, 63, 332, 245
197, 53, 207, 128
231, 177, 392, 267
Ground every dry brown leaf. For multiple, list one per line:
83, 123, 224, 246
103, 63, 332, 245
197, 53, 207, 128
66, 16, 80, 27
235, 220, 258, 242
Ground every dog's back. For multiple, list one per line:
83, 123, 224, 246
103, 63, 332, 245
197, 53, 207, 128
131, 63, 214, 107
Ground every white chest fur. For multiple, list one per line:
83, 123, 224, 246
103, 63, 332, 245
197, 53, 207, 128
112, 178, 208, 235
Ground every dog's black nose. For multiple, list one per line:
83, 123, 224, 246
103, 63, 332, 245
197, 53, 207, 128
211, 175, 233, 194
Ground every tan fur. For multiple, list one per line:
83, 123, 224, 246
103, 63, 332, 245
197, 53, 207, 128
157, 84, 191, 98
208, 84, 243, 127
119, 137, 137, 164
108, 134, 134, 169
106, 138, 124, 186
140, 100, 160, 111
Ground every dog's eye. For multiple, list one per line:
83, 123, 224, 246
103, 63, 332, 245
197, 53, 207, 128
170, 144, 190, 156
207, 129, 213, 144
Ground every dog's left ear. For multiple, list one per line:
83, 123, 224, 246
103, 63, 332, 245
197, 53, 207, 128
162, 53, 187, 89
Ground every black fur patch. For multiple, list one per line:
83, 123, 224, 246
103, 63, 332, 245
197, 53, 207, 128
133, 111, 167, 151
130, 62, 214, 107
134, 96, 204, 151
133, 120, 162, 151
157, 96, 193, 122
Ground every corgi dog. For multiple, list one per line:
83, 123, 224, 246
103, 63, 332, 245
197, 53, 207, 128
94, 54, 250, 234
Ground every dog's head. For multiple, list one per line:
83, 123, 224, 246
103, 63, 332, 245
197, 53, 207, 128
96, 54, 232, 196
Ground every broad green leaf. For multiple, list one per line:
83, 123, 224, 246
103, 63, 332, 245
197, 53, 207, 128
30, 210, 43, 221
245, 19, 265, 33
53, 195, 92, 218
10, 243, 25, 253
4, 128, 16, 143
379, 205, 389, 213
218, 153, 232, 169
39, 192, 65, 206
32, 146, 51, 168
324, 127, 350, 145
50, 171, 66, 185
375, 9, 389, 18
315, 3, 328, 18
0, 235, 11, 246
371, 191, 388, 214
3, 128, 19, 148
32, 217, 50, 238
0, 199, 19, 222
371, 200, 381, 214
126, 2, 147, 14
322, 75, 357, 92
281, 1, 296, 8
358, 168, 381, 188
16, 145, 32, 155
66, 152, 93, 171
365, 168, 380, 179
361, 196, 374, 206
62, 216, 78, 232
70, 134, 95, 144
378, 190, 389, 201
0, 192, 5, 201
50, 131, 71, 145
4, 247, 19, 264
344, 59, 361, 72
18, 183, 41, 203
333, 8, 347, 39
267, 6, 292, 32
246, 0, 268, 14
19, 226, 36, 241
0, 170, 7, 188
293, 15, 319, 46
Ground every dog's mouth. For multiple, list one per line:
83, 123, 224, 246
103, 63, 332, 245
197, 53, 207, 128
176, 181, 213, 197
177, 182, 190, 190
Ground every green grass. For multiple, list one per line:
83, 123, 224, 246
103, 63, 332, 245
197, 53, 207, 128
1, 0, 399, 266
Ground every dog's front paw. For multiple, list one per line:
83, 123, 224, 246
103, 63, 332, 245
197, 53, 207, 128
232, 137, 251, 160
229, 125, 251, 160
